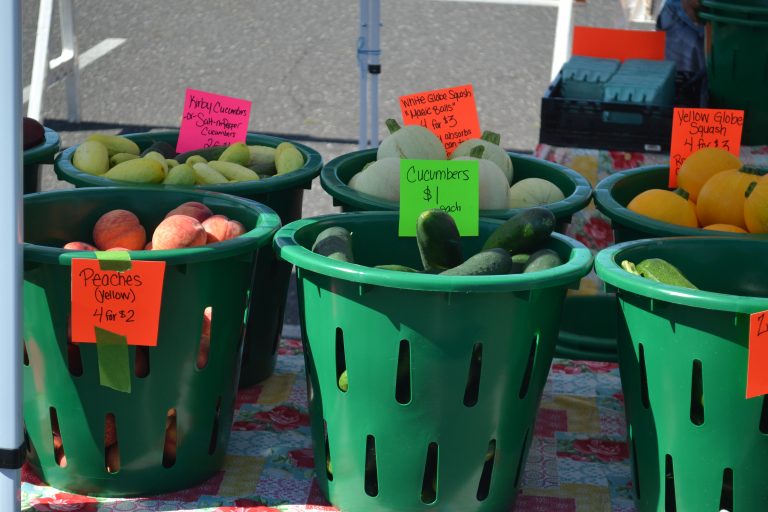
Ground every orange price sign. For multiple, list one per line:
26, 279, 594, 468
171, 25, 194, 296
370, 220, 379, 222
747, 310, 768, 399
71, 258, 166, 346
399, 84, 481, 155
669, 108, 744, 188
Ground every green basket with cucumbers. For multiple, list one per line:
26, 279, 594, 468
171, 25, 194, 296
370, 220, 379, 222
273, 210, 592, 512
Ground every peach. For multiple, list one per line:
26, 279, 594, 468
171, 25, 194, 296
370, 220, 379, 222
63, 241, 98, 251
202, 215, 246, 243
105, 418, 117, 446
202, 307, 212, 337
197, 333, 211, 368
144, 241, 153, 250
164, 201, 213, 223
151, 214, 207, 250
92, 209, 146, 251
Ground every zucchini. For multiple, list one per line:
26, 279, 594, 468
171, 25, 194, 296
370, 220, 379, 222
311, 226, 354, 263
374, 264, 419, 272
481, 207, 556, 254
523, 249, 563, 273
416, 209, 463, 272
440, 248, 513, 276
140, 140, 178, 159
634, 258, 698, 289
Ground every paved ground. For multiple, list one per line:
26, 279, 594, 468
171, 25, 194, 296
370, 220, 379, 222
21, 0, 627, 326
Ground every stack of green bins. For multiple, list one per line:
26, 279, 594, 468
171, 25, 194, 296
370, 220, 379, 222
23, 187, 280, 496
53, 131, 323, 387
274, 211, 593, 511
596, 236, 768, 511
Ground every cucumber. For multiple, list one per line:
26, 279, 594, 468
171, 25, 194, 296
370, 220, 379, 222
311, 226, 354, 263
374, 264, 419, 272
635, 258, 697, 289
523, 249, 563, 273
509, 253, 530, 274
416, 209, 463, 272
440, 248, 513, 276
481, 207, 556, 254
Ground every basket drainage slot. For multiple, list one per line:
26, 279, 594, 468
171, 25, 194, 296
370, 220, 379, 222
513, 429, 530, 489
719, 468, 733, 512
639, 343, 650, 409
163, 408, 177, 468
476, 439, 496, 501
335, 328, 347, 392
49, 407, 66, 467
23, 340, 29, 367
519, 335, 538, 399
631, 433, 641, 500
208, 396, 222, 455
364, 435, 378, 497
135, 345, 149, 377
197, 307, 213, 369
759, 396, 768, 434
396, 340, 411, 404
324, 420, 332, 481
464, 343, 483, 407
690, 359, 704, 426
105, 413, 120, 473
665, 454, 676, 512
420, 442, 438, 504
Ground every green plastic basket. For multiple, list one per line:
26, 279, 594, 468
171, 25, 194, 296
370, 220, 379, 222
701, 0, 768, 146
23, 126, 60, 194
594, 165, 768, 242
595, 236, 768, 512
274, 212, 593, 511
54, 130, 323, 387
23, 187, 280, 497
319, 148, 592, 232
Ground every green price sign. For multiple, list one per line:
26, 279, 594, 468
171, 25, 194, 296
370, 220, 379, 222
398, 159, 479, 236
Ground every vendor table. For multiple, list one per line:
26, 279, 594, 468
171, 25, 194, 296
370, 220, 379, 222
22, 337, 633, 512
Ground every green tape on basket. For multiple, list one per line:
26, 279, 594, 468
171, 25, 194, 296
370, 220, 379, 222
95, 250, 132, 272
95, 326, 131, 393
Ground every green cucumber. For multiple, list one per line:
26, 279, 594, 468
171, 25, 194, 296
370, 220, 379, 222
635, 258, 697, 289
509, 253, 530, 274
416, 209, 463, 272
523, 249, 563, 273
440, 248, 513, 276
374, 264, 419, 272
482, 207, 556, 254
311, 226, 354, 263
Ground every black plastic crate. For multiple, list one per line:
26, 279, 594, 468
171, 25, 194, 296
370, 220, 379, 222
539, 70, 703, 153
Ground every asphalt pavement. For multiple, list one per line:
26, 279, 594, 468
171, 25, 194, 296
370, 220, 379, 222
21, 0, 626, 329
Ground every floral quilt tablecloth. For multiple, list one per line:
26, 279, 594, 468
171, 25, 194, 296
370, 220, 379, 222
534, 143, 768, 295
22, 338, 634, 512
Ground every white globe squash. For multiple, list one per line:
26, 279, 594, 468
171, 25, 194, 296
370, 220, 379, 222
376, 119, 446, 161
347, 157, 401, 201
508, 178, 565, 208
450, 131, 513, 184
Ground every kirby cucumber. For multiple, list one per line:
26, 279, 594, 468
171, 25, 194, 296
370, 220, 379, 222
523, 249, 563, 273
312, 226, 354, 263
416, 209, 463, 272
440, 248, 513, 276
482, 207, 556, 254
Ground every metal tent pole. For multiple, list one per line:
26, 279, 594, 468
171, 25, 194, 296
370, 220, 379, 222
0, 0, 24, 510
367, 0, 381, 148
357, 0, 370, 149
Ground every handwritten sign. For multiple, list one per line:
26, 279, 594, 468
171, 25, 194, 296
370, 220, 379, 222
669, 108, 744, 187
399, 159, 479, 236
399, 84, 481, 155
747, 310, 768, 399
176, 88, 252, 153
71, 258, 166, 346
572, 27, 665, 62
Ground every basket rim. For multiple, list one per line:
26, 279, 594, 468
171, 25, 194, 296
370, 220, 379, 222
319, 148, 593, 220
595, 236, 768, 314
54, 130, 323, 193
24, 127, 61, 165
24, 186, 282, 265
273, 211, 594, 293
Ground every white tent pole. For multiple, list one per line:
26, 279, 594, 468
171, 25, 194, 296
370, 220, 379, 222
367, 0, 381, 148
357, 0, 370, 149
0, 0, 24, 510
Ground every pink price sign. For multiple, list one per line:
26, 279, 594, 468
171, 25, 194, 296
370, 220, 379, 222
176, 88, 252, 153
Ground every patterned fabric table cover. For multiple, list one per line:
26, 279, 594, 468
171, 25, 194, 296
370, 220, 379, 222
534, 144, 768, 295
22, 338, 634, 512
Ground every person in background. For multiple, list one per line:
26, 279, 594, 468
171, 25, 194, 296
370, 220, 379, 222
657, 0, 706, 105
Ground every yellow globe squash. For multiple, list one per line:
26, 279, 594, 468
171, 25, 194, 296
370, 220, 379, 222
696, 167, 762, 230
702, 223, 748, 233
627, 188, 699, 228
744, 176, 768, 234
677, 147, 742, 202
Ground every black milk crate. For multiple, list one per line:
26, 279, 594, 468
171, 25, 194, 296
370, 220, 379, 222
539, 70, 702, 153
